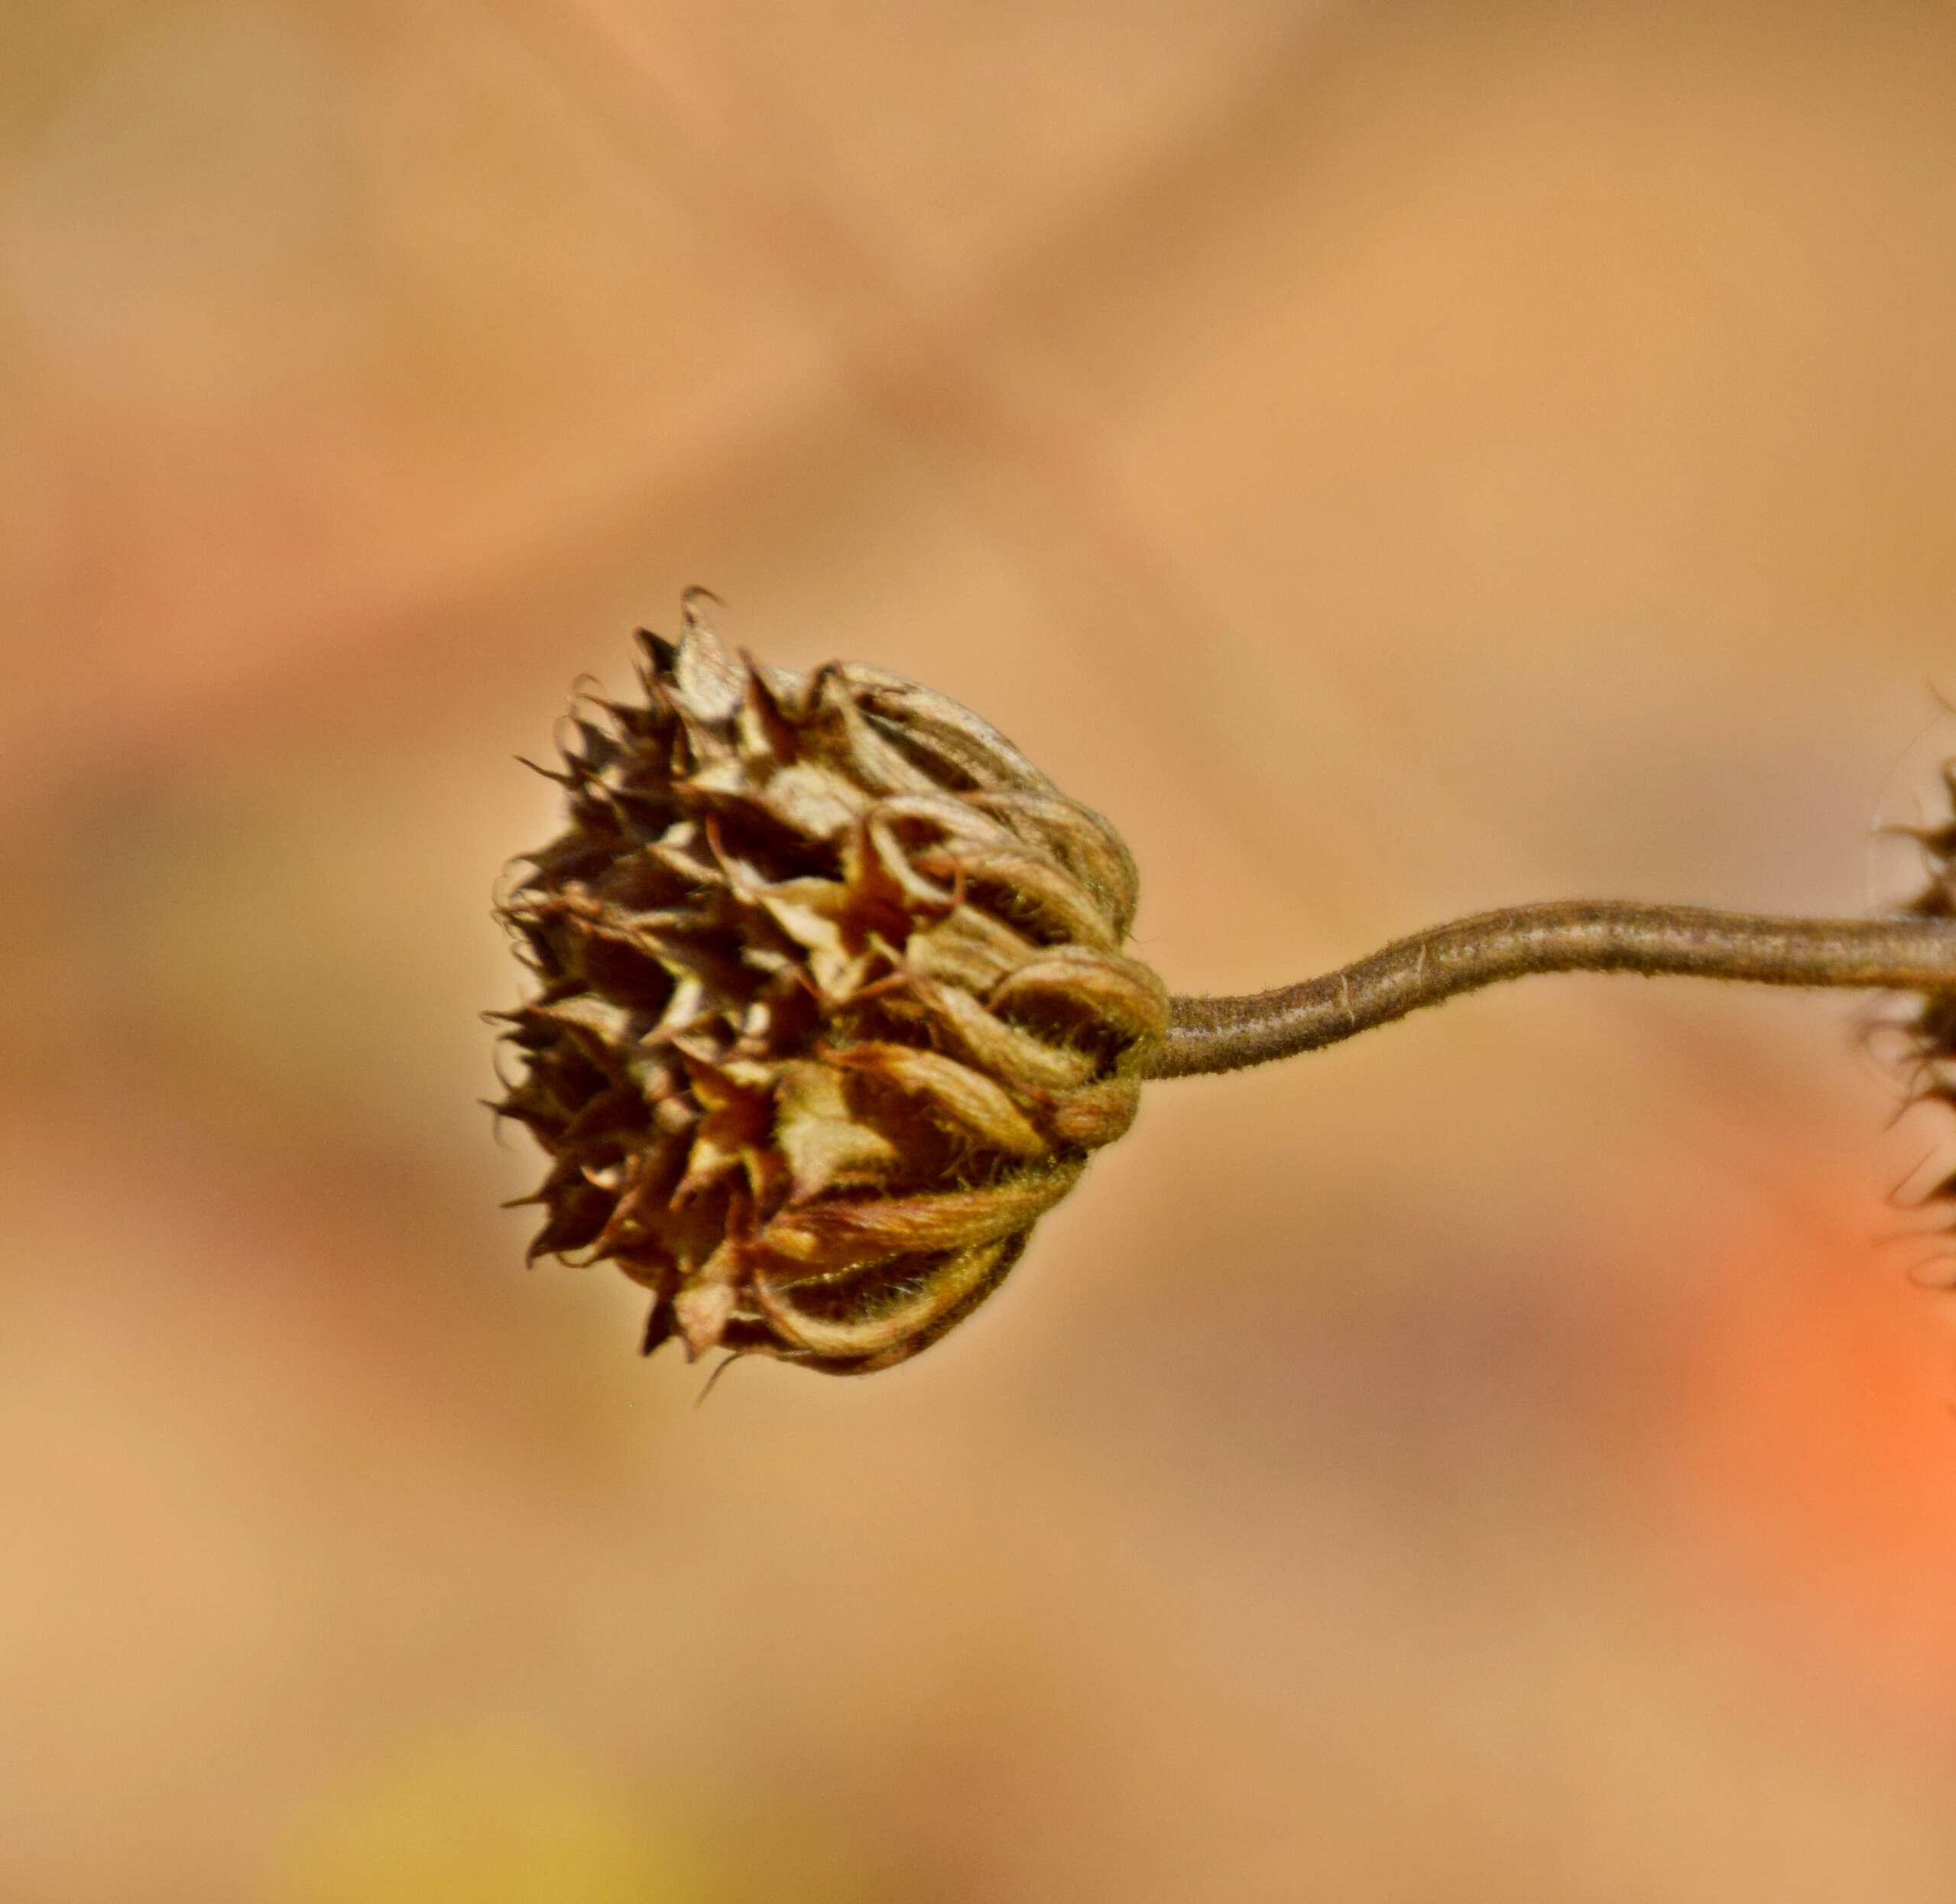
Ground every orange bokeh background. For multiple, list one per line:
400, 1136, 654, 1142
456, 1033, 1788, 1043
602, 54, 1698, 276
8, 1, 1956, 1898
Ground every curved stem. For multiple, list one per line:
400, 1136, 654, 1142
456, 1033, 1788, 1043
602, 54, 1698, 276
1147, 900, 1956, 1081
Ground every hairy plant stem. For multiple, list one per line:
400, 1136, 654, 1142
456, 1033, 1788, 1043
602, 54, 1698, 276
1147, 900, 1956, 1081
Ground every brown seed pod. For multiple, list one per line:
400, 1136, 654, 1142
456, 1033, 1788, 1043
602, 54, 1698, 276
491, 594, 1166, 1375
498, 599, 1956, 1377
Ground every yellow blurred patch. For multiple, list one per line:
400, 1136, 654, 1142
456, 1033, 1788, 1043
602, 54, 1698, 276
275, 1730, 717, 1904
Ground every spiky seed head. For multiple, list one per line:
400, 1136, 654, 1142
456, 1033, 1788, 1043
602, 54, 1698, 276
491, 595, 1166, 1374
1891, 761, 1956, 1213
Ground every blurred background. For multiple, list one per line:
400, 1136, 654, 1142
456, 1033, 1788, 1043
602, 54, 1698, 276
7, 0, 1956, 1897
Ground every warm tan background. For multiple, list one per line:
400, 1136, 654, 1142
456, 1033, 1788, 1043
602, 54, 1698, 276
8, 0, 1956, 1898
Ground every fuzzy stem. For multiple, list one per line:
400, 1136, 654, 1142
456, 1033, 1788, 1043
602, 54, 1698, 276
1147, 900, 1956, 1081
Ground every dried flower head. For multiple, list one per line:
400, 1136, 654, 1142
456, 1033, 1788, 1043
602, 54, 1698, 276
497, 600, 1956, 1380
492, 594, 1166, 1375
1885, 762, 1956, 1216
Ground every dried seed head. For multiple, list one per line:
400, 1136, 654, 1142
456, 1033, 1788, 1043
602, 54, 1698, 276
1889, 760, 1956, 1215
491, 595, 1165, 1375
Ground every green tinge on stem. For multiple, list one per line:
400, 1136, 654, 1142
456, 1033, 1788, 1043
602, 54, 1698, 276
1147, 900, 1956, 1082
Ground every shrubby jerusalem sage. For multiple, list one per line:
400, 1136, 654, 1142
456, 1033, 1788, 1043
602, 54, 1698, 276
492, 593, 1163, 1374
495, 596, 1956, 1376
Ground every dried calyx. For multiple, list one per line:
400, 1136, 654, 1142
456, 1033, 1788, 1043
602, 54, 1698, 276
496, 597, 1956, 1379
492, 594, 1165, 1375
